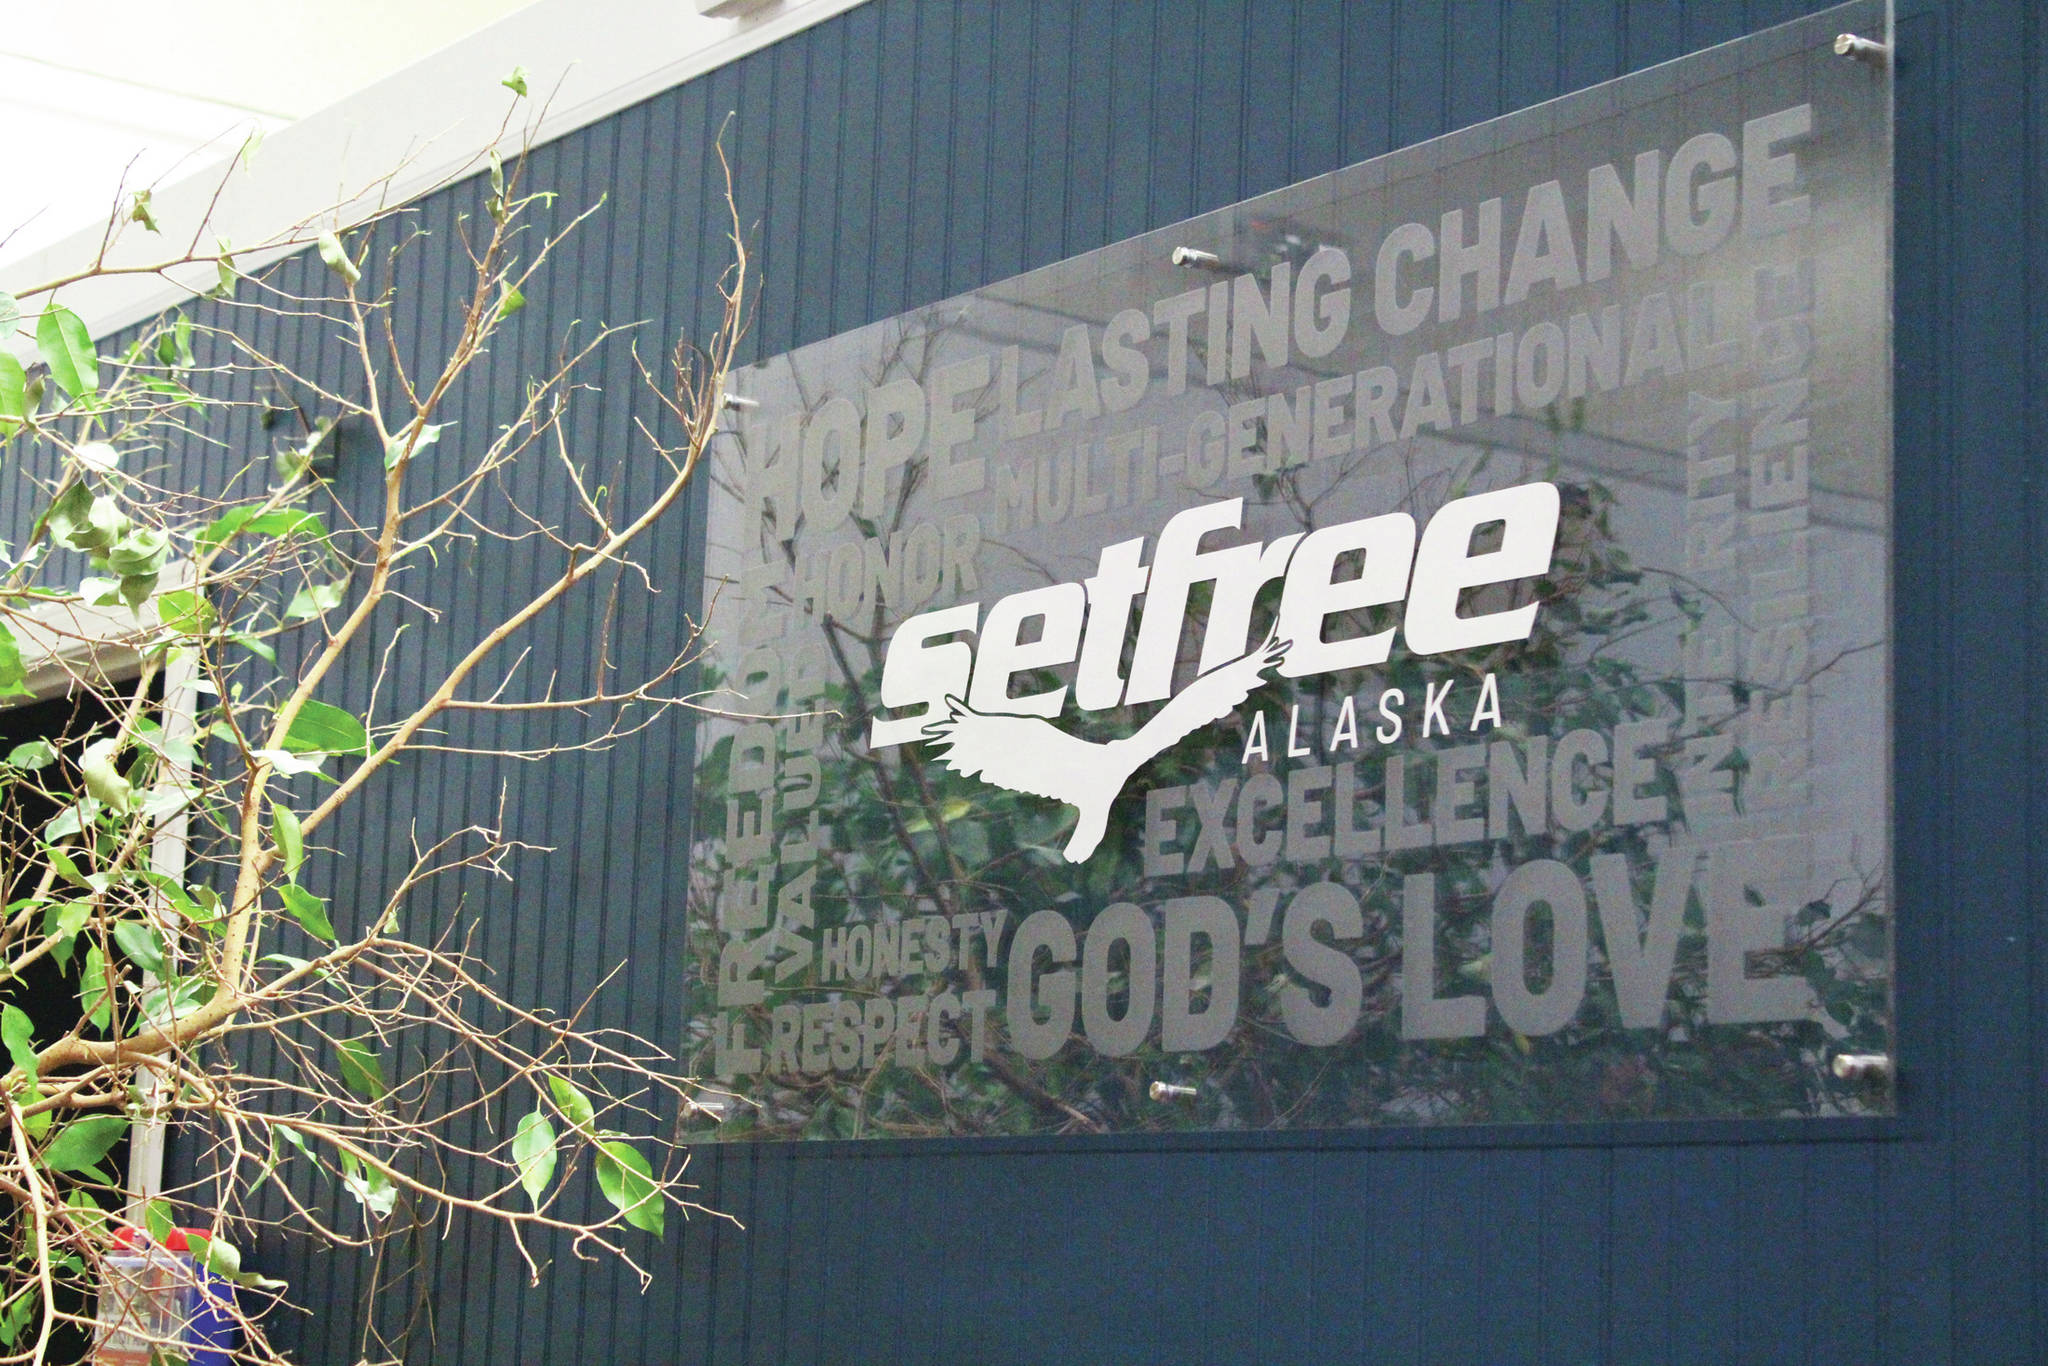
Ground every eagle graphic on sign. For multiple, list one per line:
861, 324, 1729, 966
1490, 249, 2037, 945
920, 630, 1290, 863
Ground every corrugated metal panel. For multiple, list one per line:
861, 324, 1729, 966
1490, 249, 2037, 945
76, 0, 2031, 1361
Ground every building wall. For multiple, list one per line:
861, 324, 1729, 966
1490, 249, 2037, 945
212, 2, 2043, 1362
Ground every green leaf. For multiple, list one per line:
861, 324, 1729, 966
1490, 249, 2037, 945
502, 65, 529, 97
135, 870, 200, 921
80, 946, 112, 1030
241, 508, 328, 542
46, 483, 128, 553
339, 1151, 396, 1219
111, 919, 165, 976
285, 580, 344, 621
335, 1037, 386, 1100
141, 978, 214, 1029
67, 1188, 111, 1238
547, 1075, 596, 1133
41, 900, 89, 969
73, 441, 119, 473
44, 481, 90, 543
201, 502, 325, 554
128, 188, 160, 234
229, 1270, 289, 1291
282, 699, 368, 755
46, 847, 91, 889
116, 572, 157, 608
229, 631, 277, 664
41, 1114, 126, 1174
0, 290, 19, 339
135, 369, 194, 408
183, 1230, 242, 1278
129, 362, 191, 395
196, 504, 256, 552
0, 352, 28, 434
1, 1004, 38, 1082
80, 498, 130, 553
0, 1283, 36, 1348
271, 800, 304, 878
495, 283, 525, 321
5, 739, 55, 770
36, 306, 97, 399
44, 796, 101, 842
511, 1108, 557, 1207
79, 737, 134, 813
138, 780, 193, 825
278, 884, 335, 942
143, 1196, 174, 1244
254, 747, 327, 777
107, 527, 169, 576
316, 230, 361, 286
595, 1140, 662, 1236
0, 1291, 30, 1348
384, 420, 448, 471
139, 979, 213, 1029
0, 621, 30, 700
156, 588, 215, 635
214, 239, 237, 299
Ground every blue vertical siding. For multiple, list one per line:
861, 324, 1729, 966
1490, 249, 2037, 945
149, 1, 2041, 1361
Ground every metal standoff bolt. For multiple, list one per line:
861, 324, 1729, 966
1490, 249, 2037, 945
1170, 245, 1223, 270
1833, 32, 1889, 66
1831, 1053, 1893, 1083
720, 392, 760, 411
1148, 1080, 1198, 1102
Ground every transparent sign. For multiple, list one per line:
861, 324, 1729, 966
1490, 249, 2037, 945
685, 1, 1893, 1140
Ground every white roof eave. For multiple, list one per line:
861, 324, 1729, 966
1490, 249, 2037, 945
0, 0, 871, 344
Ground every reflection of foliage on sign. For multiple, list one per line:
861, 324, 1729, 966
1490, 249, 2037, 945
686, 447, 1889, 1139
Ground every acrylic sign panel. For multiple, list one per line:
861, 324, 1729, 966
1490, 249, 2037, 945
686, 1, 1892, 1139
